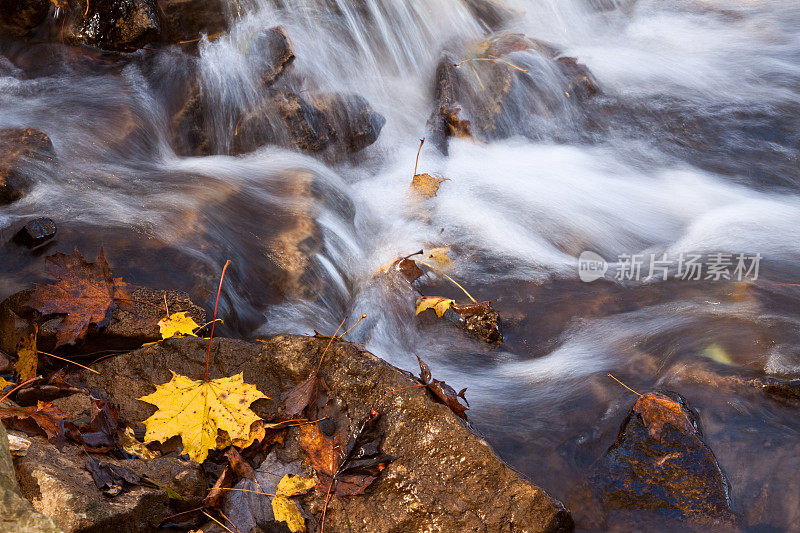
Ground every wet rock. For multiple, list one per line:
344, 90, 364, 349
157, 0, 228, 44
0, 422, 62, 533
0, 128, 56, 205
13, 218, 57, 248
463, 0, 517, 30
13, 434, 204, 532
62, 0, 162, 52
0, 0, 50, 36
76, 335, 573, 532
428, 33, 598, 153
0, 285, 206, 358
251, 25, 295, 86
590, 391, 736, 529
169, 82, 211, 157
311, 93, 386, 153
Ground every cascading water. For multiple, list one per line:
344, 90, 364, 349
2, 0, 800, 530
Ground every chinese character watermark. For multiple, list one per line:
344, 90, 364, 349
577, 251, 761, 283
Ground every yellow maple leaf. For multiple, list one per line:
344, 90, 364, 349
416, 296, 455, 318
139, 371, 269, 463
0, 376, 13, 390
426, 246, 453, 269
119, 426, 159, 460
272, 474, 316, 532
14, 326, 38, 382
158, 312, 200, 340
410, 173, 448, 198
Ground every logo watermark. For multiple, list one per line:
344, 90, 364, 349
577, 252, 761, 282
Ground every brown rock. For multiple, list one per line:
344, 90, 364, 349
62, 0, 162, 52
590, 391, 736, 529
75, 335, 573, 532
0, 0, 49, 36
0, 128, 55, 205
14, 435, 204, 532
251, 25, 295, 86
0, 285, 206, 358
157, 0, 228, 44
310, 93, 386, 153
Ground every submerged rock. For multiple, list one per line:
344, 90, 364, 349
0, 128, 55, 205
590, 391, 736, 529
73, 335, 573, 532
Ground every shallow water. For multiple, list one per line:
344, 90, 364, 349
2, 0, 800, 530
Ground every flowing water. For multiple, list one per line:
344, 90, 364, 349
2, 0, 800, 530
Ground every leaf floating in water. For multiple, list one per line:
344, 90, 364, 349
410, 173, 448, 198
700, 343, 734, 366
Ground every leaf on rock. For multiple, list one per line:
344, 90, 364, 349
415, 296, 455, 318
139, 371, 269, 463
14, 326, 38, 382
78, 397, 120, 453
272, 474, 316, 533
374, 255, 424, 283
158, 312, 200, 340
0, 376, 12, 390
25, 249, 130, 348
410, 173, 448, 198
0, 401, 77, 448
416, 356, 469, 420
633, 392, 694, 441
282, 375, 321, 417
298, 421, 341, 478
85, 455, 151, 497
49, 0, 69, 9
119, 426, 159, 460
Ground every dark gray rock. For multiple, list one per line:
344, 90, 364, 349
0, 128, 55, 205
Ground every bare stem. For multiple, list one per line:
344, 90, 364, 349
206, 260, 231, 382
414, 138, 425, 177
607, 373, 642, 397
38, 350, 100, 375
340, 314, 367, 339
315, 317, 347, 375
417, 259, 477, 303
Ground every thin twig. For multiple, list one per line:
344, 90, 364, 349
315, 317, 347, 375
607, 373, 642, 397
38, 350, 100, 375
340, 314, 367, 339
163, 292, 169, 317
206, 260, 231, 382
414, 138, 425, 177
320, 480, 334, 533
214, 487, 276, 497
454, 56, 529, 73
202, 511, 236, 533
417, 259, 477, 303
218, 511, 243, 533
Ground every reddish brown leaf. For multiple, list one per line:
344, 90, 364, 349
0, 402, 77, 448
299, 422, 340, 478
25, 248, 129, 347
633, 392, 694, 441
204, 465, 234, 509
78, 398, 120, 453
416, 356, 469, 420
397, 258, 423, 283
282, 375, 321, 417
225, 447, 256, 481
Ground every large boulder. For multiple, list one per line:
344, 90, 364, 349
428, 33, 598, 153
156, 0, 228, 44
75, 335, 573, 532
0, 128, 55, 205
590, 391, 736, 530
0, 422, 62, 533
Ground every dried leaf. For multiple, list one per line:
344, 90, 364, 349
298, 422, 340, 477
426, 247, 453, 269
25, 249, 129, 347
203, 465, 233, 509
410, 173, 447, 198
452, 300, 502, 344
78, 397, 120, 453
85, 455, 146, 497
139, 371, 269, 463
282, 375, 321, 417
225, 447, 256, 481
416, 355, 431, 385
633, 392, 694, 441
119, 426, 159, 460
49, 0, 69, 9
415, 296, 455, 318
0, 377, 12, 390
14, 326, 37, 382
415, 356, 469, 420
158, 312, 200, 340
276, 473, 316, 497
374, 255, 424, 283
0, 401, 77, 447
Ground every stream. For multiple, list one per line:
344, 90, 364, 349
2, 0, 800, 530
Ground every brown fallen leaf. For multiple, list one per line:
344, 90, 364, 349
85, 455, 154, 497
416, 356, 469, 420
439, 105, 472, 138
119, 426, 159, 460
282, 375, 322, 417
0, 401, 78, 448
203, 465, 234, 509
633, 392, 694, 441
299, 421, 341, 478
14, 325, 38, 382
78, 397, 120, 453
224, 447, 257, 482
25, 248, 130, 347
452, 301, 502, 344
410, 173, 448, 198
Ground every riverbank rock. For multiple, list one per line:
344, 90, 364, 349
13, 433, 204, 532
428, 33, 598, 153
73, 335, 572, 532
0, 285, 206, 358
590, 391, 736, 529
0, 128, 55, 205
0, 422, 62, 533
61, 0, 162, 52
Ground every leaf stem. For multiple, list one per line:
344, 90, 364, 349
417, 259, 477, 303
340, 314, 367, 339
315, 317, 347, 375
607, 373, 642, 397
0, 377, 40, 403
206, 260, 231, 382
414, 138, 425, 177
38, 350, 100, 374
